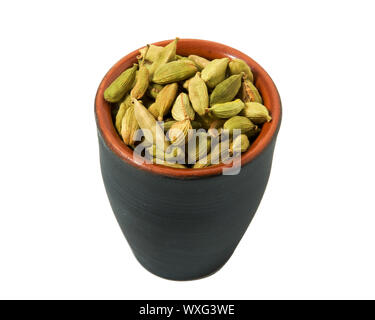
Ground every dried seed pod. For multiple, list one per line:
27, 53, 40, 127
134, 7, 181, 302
148, 102, 159, 119
154, 82, 178, 121
147, 83, 163, 99
146, 144, 184, 162
163, 119, 177, 132
177, 56, 195, 63
223, 116, 256, 134
208, 99, 245, 118
115, 94, 132, 133
229, 59, 254, 82
230, 134, 250, 154
149, 38, 179, 78
208, 119, 226, 138
133, 98, 169, 151
131, 48, 150, 99
121, 105, 139, 146
187, 131, 211, 164
164, 119, 199, 133
193, 139, 230, 168
167, 145, 185, 160
182, 77, 193, 90
210, 74, 242, 105
168, 119, 193, 146
241, 102, 272, 124
146, 145, 163, 159
104, 64, 138, 103
192, 155, 210, 168
241, 79, 263, 103
171, 92, 195, 121
139, 44, 164, 62
188, 72, 209, 116
201, 58, 229, 88
153, 60, 198, 84
188, 55, 210, 71
196, 114, 215, 130
143, 61, 153, 73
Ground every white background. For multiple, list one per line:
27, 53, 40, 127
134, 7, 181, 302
0, 0, 374, 300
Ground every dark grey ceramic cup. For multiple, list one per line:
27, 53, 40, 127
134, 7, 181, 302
95, 39, 281, 280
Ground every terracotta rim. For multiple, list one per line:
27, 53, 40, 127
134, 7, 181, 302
95, 39, 281, 178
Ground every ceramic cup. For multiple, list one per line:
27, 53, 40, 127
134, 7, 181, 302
95, 39, 282, 280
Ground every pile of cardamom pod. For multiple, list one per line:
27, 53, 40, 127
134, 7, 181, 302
104, 38, 272, 169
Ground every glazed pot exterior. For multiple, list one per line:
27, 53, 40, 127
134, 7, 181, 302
98, 130, 279, 280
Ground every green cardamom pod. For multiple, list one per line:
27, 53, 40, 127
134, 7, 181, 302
176, 56, 194, 63
139, 44, 164, 63
193, 139, 230, 168
146, 144, 165, 159
187, 131, 211, 164
223, 116, 256, 134
241, 102, 272, 124
166, 118, 200, 132
154, 82, 178, 121
115, 94, 132, 133
182, 77, 192, 90
143, 61, 153, 73
192, 155, 210, 168
148, 102, 159, 119
188, 55, 210, 71
168, 119, 193, 146
188, 72, 208, 116
207, 119, 226, 138
163, 119, 177, 132
241, 79, 263, 103
153, 60, 198, 84
120, 105, 140, 147
230, 134, 250, 154
104, 64, 138, 103
171, 92, 195, 121
196, 114, 215, 130
131, 48, 149, 99
208, 99, 245, 118
210, 74, 242, 105
133, 98, 170, 151
147, 83, 163, 99
149, 38, 179, 78
229, 59, 254, 82
201, 58, 229, 88
146, 144, 184, 162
